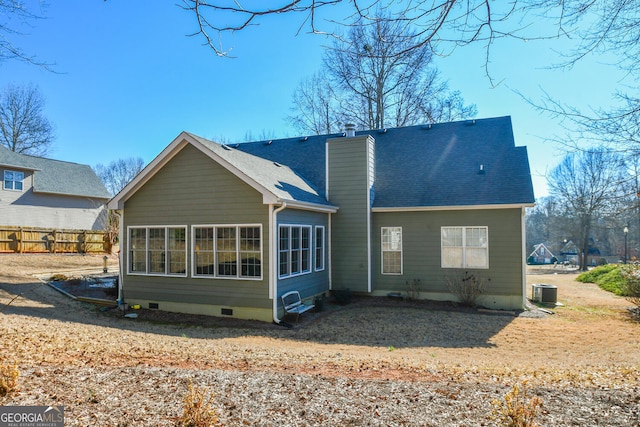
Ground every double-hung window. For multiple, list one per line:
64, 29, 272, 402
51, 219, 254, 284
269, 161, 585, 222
3, 170, 24, 191
381, 227, 402, 274
441, 226, 489, 269
128, 226, 187, 276
279, 225, 312, 278
314, 226, 325, 271
192, 225, 262, 279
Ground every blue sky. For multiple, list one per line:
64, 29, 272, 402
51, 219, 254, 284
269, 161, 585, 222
0, 1, 624, 198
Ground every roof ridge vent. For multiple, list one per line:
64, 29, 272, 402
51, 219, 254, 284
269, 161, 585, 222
273, 161, 282, 167
422, 124, 432, 130
299, 136, 308, 142
222, 144, 232, 151
466, 119, 476, 126
264, 140, 273, 146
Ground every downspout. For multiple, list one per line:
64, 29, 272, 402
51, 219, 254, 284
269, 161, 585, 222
521, 206, 527, 309
116, 209, 125, 306
271, 201, 287, 324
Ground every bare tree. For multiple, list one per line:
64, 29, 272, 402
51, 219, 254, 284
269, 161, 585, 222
0, 1, 51, 68
289, 16, 476, 133
94, 157, 145, 250
547, 148, 628, 270
181, 1, 553, 61
0, 83, 54, 156
289, 71, 341, 135
94, 157, 145, 197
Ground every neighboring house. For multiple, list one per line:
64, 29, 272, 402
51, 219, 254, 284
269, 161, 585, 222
0, 145, 110, 230
109, 116, 535, 323
528, 243, 557, 265
559, 240, 579, 265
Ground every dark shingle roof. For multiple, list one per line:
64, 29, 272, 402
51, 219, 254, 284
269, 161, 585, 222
235, 116, 535, 208
0, 145, 111, 199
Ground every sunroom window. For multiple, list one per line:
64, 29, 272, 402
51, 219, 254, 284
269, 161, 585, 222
192, 225, 262, 279
128, 226, 187, 276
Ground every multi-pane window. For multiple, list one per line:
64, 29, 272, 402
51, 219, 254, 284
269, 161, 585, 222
240, 226, 261, 277
128, 226, 187, 276
315, 226, 325, 271
381, 227, 402, 274
441, 226, 489, 269
279, 225, 312, 278
3, 170, 24, 191
192, 225, 262, 279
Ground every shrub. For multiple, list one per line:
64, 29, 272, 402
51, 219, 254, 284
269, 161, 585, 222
405, 278, 421, 301
491, 381, 543, 427
576, 265, 626, 295
576, 264, 618, 283
177, 381, 220, 427
595, 268, 625, 295
445, 271, 489, 307
619, 264, 640, 314
0, 360, 19, 397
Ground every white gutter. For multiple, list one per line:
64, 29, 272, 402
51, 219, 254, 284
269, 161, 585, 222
271, 202, 287, 324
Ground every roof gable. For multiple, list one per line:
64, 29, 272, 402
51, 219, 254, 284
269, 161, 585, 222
0, 145, 110, 199
109, 132, 337, 211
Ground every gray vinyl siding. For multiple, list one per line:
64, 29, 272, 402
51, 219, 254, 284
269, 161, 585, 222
327, 136, 373, 292
372, 208, 524, 298
1, 167, 107, 230
122, 144, 271, 310
276, 209, 330, 301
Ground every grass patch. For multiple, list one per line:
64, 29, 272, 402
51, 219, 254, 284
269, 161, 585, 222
576, 265, 626, 296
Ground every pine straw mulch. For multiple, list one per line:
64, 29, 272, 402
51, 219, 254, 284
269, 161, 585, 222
0, 254, 639, 426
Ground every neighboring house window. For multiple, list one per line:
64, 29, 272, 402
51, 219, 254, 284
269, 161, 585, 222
279, 225, 312, 278
441, 226, 489, 269
192, 225, 262, 279
315, 226, 325, 271
128, 226, 187, 276
381, 227, 402, 274
3, 170, 24, 191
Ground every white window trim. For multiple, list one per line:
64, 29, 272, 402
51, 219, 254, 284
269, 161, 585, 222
127, 225, 188, 277
441, 226, 489, 269
3, 170, 24, 191
279, 224, 313, 279
381, 226, 403, 275
191, 224, 263, 280
314, 225, 325, 272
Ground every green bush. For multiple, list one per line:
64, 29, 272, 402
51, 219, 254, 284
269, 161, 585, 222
576, 264, 618, 283
595, 269, 625, 295
619, 264, 640, 312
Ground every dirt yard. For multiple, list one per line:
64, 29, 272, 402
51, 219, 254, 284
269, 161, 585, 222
0, 254, 638, 426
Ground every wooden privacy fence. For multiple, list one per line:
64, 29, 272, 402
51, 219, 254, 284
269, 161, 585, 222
0, 226, 109, 254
